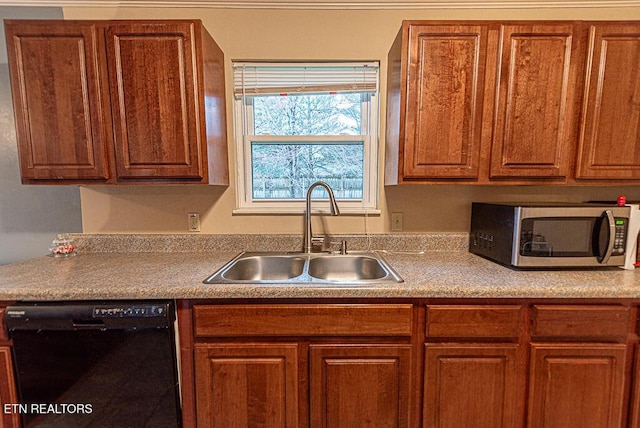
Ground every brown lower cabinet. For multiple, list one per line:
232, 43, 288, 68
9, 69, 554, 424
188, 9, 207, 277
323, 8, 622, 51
0, 347, 19, 428
183, 302, 415, 428
423, 344, 521, 428
192, 342, 413, 428
194, 343, 300, 428
527, 305, 631, 428
527, 343, 627, 428
308, 344, 412, 427
630, 348, 640, 428
423, 305, 526, 428
0, 306, 18, 428
179, 301, 640, 428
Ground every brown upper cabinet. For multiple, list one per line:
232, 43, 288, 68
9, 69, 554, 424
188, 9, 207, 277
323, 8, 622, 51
386, 23, 488, 180
385, 20, 640, 185
490, 23, 583, 180
4, 20, 228, 185
576, 24, 640, 180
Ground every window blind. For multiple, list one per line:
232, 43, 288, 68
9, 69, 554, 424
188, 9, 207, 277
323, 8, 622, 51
233, 62, 379, 98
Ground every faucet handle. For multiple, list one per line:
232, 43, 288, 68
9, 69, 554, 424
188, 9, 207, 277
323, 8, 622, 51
340, 240, 348, 255
311, 236, 325, 251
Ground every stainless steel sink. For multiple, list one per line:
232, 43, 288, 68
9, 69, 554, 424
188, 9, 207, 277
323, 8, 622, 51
307, 255, 388, 281
204, 252, 403, 285
221, 254, 306, 281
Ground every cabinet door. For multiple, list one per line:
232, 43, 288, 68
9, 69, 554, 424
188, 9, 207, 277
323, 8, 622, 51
403, 24, 488, 179
309, 344, 412, 428
4, 21, 110, 181
576, 24, 640, 180
0, 347, 19, 428
490, 24, 582, 179
629, 346, 640, 428
527, 343, 627, 428
194, 343, 299, 428
106, 22, 205, 180
423, 344, 522, 428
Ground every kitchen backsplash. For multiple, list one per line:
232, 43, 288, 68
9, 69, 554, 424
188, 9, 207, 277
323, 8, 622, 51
70, 233, 469, 253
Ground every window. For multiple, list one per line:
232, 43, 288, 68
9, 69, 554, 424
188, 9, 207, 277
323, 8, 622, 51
233, 62, 380, 214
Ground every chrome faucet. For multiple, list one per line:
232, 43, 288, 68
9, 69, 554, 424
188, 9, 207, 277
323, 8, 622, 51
303, 181, 340, 253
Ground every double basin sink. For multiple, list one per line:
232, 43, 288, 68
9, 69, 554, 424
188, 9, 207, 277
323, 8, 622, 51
204, 251, 403, 285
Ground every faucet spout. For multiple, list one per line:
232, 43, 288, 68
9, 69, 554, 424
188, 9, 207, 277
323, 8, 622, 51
304, 181, 340, 253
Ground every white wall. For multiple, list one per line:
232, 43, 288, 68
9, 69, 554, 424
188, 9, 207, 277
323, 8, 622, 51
0, 7, 83, 264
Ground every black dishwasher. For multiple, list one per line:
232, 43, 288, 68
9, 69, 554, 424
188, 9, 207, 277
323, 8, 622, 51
4, 301, 181, 428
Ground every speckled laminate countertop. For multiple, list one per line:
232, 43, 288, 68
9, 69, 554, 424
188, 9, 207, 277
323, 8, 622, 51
0, 234, 639, 301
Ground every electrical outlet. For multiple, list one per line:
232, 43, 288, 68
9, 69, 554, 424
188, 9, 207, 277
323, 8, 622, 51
187, 213, 200, 232
391, 212, 403, 231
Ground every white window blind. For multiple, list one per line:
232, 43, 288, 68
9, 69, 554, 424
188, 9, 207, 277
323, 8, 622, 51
233, 62, 379, 98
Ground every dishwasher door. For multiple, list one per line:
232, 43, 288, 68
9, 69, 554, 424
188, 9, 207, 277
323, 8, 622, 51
5, 301, 181, 428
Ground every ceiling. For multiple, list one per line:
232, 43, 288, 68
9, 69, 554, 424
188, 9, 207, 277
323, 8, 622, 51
1, 0, 638, 8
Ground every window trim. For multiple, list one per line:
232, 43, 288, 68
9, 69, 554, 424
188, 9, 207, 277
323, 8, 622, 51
232, 62, 380, 215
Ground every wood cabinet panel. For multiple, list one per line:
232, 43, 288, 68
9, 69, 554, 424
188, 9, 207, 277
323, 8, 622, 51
577, 23, 640, 179
423, 344, 522, 428
106, 22, 204, 180
387, 20, 640, 184
0, 347, 19, 428
4, 21, 110, 181
630, 346, 640, 428
4, 19, 228, 185
490, 23, 581, 179
527, 343, 627, 428
309, 344, 412, 428
426, 304, 521, 338
402, 24, 487, 179
531, 305, 630, 340
0, 309, 6, 342
194, 343, 299, 428
193, 304, 413, 337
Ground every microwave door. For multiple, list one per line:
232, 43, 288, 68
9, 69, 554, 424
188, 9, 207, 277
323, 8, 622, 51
596, 210, 616, 264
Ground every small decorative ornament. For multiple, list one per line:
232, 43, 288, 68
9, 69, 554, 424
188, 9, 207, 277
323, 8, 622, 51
49, 234, 77, 257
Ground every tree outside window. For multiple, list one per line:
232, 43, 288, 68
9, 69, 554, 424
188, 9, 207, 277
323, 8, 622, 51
251, 93, 364, 200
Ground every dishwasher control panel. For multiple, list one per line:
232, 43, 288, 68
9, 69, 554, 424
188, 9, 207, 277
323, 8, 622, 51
93, 304, 167, 318
5, 301, 174, 330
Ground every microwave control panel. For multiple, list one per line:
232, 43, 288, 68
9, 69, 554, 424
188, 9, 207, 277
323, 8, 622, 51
613, 218, 628, 255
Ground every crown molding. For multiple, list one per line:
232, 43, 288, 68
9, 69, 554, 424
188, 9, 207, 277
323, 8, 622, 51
1, 0, 639, 8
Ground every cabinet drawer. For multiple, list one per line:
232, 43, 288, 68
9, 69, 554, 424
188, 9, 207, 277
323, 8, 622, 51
426, 305, 522, 339
193, 304, 413, 337
531, 305, 630, 340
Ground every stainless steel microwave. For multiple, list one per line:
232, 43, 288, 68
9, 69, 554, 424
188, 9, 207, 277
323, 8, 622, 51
469, 203, 631, 268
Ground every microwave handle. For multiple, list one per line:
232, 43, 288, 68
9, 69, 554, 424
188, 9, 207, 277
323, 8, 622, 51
599, 210, 616, 264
